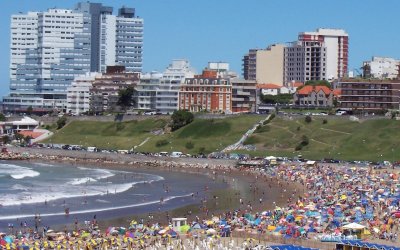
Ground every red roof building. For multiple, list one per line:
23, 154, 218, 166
293, 85, 337, 107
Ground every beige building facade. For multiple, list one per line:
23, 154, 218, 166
243, 44, 285, 86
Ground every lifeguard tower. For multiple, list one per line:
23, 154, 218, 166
171, 218, 187, 230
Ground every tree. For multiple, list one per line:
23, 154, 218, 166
2, 135, 10, 144
0, 113, 6, 122
57, 116, 67, 129
24, 135, 33, 145
171, 110, 194, 131
14, 133, 24, 142
260, 93, 293, 104
117, 86, 136, 111
299, 80, 332, 89
27, 106, 33, 115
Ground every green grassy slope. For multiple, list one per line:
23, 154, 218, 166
137, 115, 264, 154
241, 117, 400, 161
44, 118, 168, 149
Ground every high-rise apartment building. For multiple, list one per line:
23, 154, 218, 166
242, 44, 285, 85
3, 2, 143, 114
156, 60, 195, 114
284, 40, 327, 84
99, 7, 143, 73
284, 28, 348, 84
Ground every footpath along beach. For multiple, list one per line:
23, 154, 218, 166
2, 146, 400, 249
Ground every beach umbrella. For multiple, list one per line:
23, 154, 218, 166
212, 216, 220, 223
81, 232, 91, 239
158, 229, 167, 235
125, 231, 135, 238
206, 229, 217, 235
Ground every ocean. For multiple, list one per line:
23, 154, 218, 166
0, 160, 225, 231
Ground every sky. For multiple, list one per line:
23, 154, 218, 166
0, 0, 400, 97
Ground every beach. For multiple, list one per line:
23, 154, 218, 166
1, 146, 299, 232
3, 147, 400, 249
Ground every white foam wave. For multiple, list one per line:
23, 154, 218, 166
0, 180, 141, 206
10, 184, 30, 191
0, 193, 194, 220
77, 167, 115, 180
34, 163, 54, 167
0, 163, 40, 180
95, 199, 110, 203
67, 178, 97, 185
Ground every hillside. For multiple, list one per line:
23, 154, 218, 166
44, 118, 169, 150
44, 115, 264, 153
137, 115, 263, 154
240, 116, 400, 162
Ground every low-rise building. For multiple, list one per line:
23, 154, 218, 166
0, 116, 39, 136
339, 79, 400, 110
257, 84, 287, 96
179, 69, 232, 113
363, 56, 400, 79
231, 78, 257, 113
293, 85, 338, 107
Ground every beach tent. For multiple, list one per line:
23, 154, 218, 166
179, 224, 190, 233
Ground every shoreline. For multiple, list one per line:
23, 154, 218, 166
2, 147, 299, 232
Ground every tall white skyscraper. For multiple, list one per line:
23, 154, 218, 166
3, 2, 143, 114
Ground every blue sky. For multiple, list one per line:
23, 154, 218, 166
0, 0, 399, 97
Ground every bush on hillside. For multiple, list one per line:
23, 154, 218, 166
185, 141, 194, 149
243, 136, 259, 145
295, 144, 303, 151
116, 122, 125, 131
156, 139, 169, 147
300, 135, 309, 146
255, 125, 270, 133
171, 110, 194, 131
198, 147, 206, 155
322, 119, 328, 124
305, 115, 312, 123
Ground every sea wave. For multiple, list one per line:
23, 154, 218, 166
10, 184, 30, 191
77, 167, 115, 180
34, 163, 54, 167
67, 178, 98, 185
0, 180, 142, 206
0, 193, 194, 220
0, 163, 40, 180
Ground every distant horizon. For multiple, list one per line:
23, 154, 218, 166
1, 0, 400, 97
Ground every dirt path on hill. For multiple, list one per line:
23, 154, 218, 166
320, 127, 351, 135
